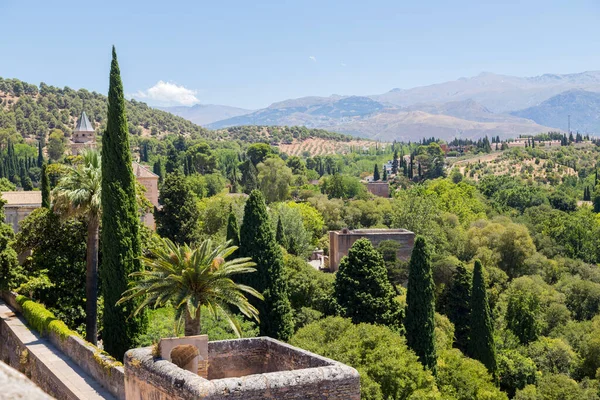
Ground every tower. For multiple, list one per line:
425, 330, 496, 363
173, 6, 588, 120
71, 111, 96, 155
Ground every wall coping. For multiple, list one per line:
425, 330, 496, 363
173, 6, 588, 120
1, 290, 125, 400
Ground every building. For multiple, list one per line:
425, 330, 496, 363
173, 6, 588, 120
133, 161, 159, 229
70, 111, 96, 155
1, 191, 42, 232
329, 228, 415, 272
366, 181, 390, 197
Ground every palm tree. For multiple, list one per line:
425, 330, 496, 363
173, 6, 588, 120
118, 238, 263, 336
53, 149, 102, 345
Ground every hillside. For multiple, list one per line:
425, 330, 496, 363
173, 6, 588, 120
0, 77, 214, 141
511, 89, 600, 133
213, 125, 361, 144
157, 103, 252, 126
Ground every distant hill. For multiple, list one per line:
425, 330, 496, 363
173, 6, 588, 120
157, 104, 252, 126
371, 71, 600, 113
0, 77, 213, 141
511, 89, 600, 133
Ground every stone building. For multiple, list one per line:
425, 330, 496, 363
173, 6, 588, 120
70, 111, 96, 155
133, 161, 159, 229
366, 181, 390, 197
329, 228, 415, 272
1, 191, 42, 232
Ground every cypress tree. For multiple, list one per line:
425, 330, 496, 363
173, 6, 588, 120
165, 142, 180, 173
469, 260, 497, 380
373, 164, 380, 181
226, 205, 240, 247
405, 236, 437, 374
100, 46, 146, 359
594, 186, 600, 213
443, 263, 471, 353
334, 238, 402, 330
37, 141, 44, 168
275, 215, 287, 249
155, 171, 200, 245
239, 190, 293, 340
41, 163, 50, 208
152, 159, 163, 183
382, 167, 388, 181
392, 150, 399, 174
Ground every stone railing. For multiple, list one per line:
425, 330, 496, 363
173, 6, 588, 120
0, 290, 125, 400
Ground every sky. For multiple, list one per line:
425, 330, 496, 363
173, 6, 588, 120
1, 0, 600, 109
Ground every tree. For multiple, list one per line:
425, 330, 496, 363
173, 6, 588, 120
100, 47, 146, 359
593, 185, 600, 213
41, 163, 50, 209
152, 159, 163, 183
155, 172, 200, 245
118, 238, 262, 336
405, 236, 437, 374
373, 164, 380, 181
47, 129, 66, 161
239, 190, 293, 340
392, 150, 399, 174
53, 149, 102, 345
469, 260, 497, 380
334, 238, 403, 330
257, 157, 292, 203
0, 198, 19, 292
443, 263, 471, 353
226, 206, 240, 247
382, 167, 388, 181
276, 215, 287, 248
37, 141, 43, 168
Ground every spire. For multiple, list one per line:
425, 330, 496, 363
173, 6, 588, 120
75, 111, 94, 132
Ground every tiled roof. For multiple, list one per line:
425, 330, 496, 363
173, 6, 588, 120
132, 162, 159, 179
74, 111, 94, 132
1, 191, 42, 206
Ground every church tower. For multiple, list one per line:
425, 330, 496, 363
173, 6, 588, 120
71, 111, 96, 155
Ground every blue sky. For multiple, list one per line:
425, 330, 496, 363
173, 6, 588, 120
1, 0, 599, 109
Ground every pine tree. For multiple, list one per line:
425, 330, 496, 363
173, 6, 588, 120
156, 172, 200, 245
226, 205, 240, 247
275, 215, 287, 249
373, 164, 380, 181
239, 190, 293, 340
382, 167, 388, 181
392, 150, 399, 174
334, 238, 403, 330
41, 163, 50, 208
443, 263, 471, 353
405, 236, 437, 374
37, 141, 44, 168
469, 260, 497, 380
100, 46, 147, 359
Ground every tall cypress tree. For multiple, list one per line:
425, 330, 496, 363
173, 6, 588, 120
37, 141, 44, 168
392, 150, 399, 174
469, 260, 497, 380
405, 236, 437, 374
443, 263, 471, 353
275, 215, 287, 249
239, 190, 293, 340
152, 159, 163, 183
334, 238, 402, 330
100, 46, 146, 359
226, 205, 240, 247
382, 167, 388, 181
41, 163, 50, 209
373, 164, 380, 181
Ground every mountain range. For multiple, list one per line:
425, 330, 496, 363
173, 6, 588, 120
160, 71, 600, 141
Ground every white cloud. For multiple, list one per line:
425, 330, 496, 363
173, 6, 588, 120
133, 81, 199, 106
309, 56, 317, 62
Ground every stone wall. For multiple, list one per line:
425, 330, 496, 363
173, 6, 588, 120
0, 291, 125, 400
124, 337, 360, 400
0, 360, 51, 399
329, 228, 415, 271
366, 181, 390, 198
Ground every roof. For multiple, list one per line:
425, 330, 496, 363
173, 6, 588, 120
74, 111, 94, 132
132, 162, 159, 179
1, 191, 42, 206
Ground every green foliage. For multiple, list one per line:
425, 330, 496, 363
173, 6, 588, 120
506, 286, 542, 344
16, 295, 76, 340
290, 317, 440, 400
514, 373, 600, 400
156, 172, 200, 245
469, 260, 497, 379
47, 129, 66, 161
405, 236, 437, 374
257, 157, 292, 203
334, 239, 403, 330
100, 47, 146, 359
497, 349, 537, 397
321, 174, 367, 200
270, 203, 311, 256
0, 198, 19, 292
226, 208, 240, 247
41, 163, 50, 208
239, 190, 293, 340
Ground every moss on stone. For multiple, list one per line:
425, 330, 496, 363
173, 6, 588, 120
16, 295, 76, 341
